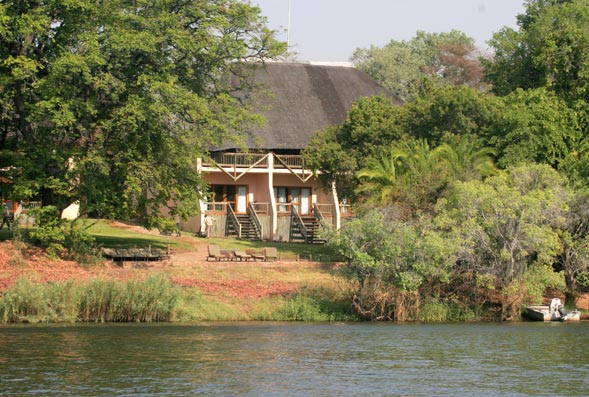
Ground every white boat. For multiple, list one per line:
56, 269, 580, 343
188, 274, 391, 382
523, 298, 581, 322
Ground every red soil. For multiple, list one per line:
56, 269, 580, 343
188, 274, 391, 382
0, 239, 300, 301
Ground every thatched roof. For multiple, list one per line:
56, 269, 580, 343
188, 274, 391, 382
220, 62, 398, 151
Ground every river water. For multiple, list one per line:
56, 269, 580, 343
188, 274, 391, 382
1, 322, 588, 396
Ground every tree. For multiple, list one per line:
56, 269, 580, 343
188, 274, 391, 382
356, 147, 404, 205
484, 0, 589, 104
435, 134, 497, 182
438, 164, 568, 319
302, 94, 403, 192
557, 189, 589, 305
491, 88, 581, 168
403, 84, 503, 146
356, 138, 450, 216
327, 209, 456, 321
352, 30, 485, 103
0, 0, 285, 222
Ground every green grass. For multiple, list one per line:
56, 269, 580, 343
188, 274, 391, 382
82, 220, 194, 251
3, 219, 340, 261
84, 219, 338, 261
1, 274, 181, 323
203, 237, 338, 262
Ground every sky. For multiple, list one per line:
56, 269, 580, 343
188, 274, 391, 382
249, 0, 527, 62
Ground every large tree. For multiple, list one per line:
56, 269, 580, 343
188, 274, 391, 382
439, 164, 568, 319
352, 30, 485, 103
0, 0, 285, 221
484, 0, 589, 103
490, 88, 581, 169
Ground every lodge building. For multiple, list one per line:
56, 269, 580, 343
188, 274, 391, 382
178, 62, 394, 243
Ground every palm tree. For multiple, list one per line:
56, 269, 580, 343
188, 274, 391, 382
357, 138, 445, 211
436, 135, 497, 182
357, 148, 405, 204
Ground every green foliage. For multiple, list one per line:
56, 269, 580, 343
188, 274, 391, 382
253, 292, 356, 322
356, 136, 497, 214
436, 134, 498, 181
0, 277, 48, 323
28, 206, 98, 262
0, 274, 181, 323
353, 30, 485, 102
484, 0, 589, 103
0, 0, 285, 220
523, 265, 565, 305
404, 84, 503, 146
302, 95, 403, 189
262, 294, 329, 322
418, 297, 476, 322
28, 206, 67, 258
439, 164, 567, 289
327, 209, 458, 320
492, 88, 581, 168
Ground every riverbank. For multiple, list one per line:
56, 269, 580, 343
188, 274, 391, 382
1, 221, 588, 323
0, 225, 354, 322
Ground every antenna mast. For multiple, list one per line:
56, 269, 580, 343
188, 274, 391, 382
287, 0, 291, 48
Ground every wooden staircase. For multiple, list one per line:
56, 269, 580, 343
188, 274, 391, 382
226, 209, 262, 241
289, 206, 326, 244
236, 213, 262, 240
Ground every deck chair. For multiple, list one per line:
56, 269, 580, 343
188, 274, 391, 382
234, 250, 252, 261
264, 247, 278, 262
247, 249, 265, 261
207, 244, 224, 261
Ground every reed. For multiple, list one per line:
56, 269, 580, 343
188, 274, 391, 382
0, 277, 48, 323
252, 293, 355, 322
78, 275, 180, 322
0, 275, 181, 323
419, 298, 477, 322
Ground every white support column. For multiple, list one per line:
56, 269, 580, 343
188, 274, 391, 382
331, 180, 341, 230
268, 153, 277, 239
197, 157, 206, 235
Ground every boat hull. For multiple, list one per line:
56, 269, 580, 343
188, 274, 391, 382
523, 305, 581, 322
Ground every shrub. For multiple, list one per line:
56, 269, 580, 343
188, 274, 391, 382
28, 206, 99, 263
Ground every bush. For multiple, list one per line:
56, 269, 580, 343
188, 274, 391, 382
28, 206, 99, 263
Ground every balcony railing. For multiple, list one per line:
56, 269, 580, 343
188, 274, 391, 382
251, 202, 270, 215
203, 152, 309, 170
204, 153, 268, 168
315, 203, 334, 217
274, 154, 306, 169
339, 204, 353, 217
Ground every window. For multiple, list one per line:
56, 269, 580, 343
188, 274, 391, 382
210, 185, 248, 213
274, 187, 311, 214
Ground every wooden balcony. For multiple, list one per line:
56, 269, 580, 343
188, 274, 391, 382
202, 152, 310, 170
204, 153, 269, 168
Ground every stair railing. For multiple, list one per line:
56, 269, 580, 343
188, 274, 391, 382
290, 204, 308, 243
248, 202, 263, 239
313, 203, 329, 229
226, 204, 242, 238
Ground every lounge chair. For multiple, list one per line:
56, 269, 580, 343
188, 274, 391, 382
234, 250, 252, 261
247, 249, 265, 261
207, 244, 225, 261
264, 247, 278, 262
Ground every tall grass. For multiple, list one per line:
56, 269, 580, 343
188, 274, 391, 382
0, 274, 180, 323
419, 297, 477, 322
252, 293, 357, 322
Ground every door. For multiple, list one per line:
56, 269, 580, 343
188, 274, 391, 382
300, 188, 311, 215
237, 186, 247, 213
